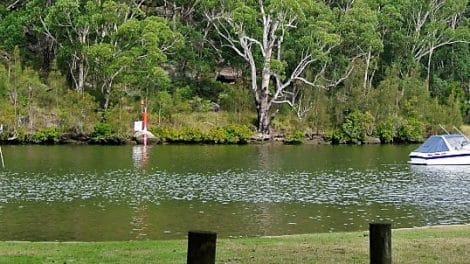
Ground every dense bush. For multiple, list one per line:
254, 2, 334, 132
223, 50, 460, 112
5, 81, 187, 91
103, 101, 137, 137
375, 117, 397, 144
90, 123, 126, 144
328, 110, 375, 144
284, 130, 304, 144
31, 128, 60, 144
92, 123, 113, 139
326, 129, 349, 144
152, 124, 252, 144
373, 116, 425, 143
396, 117, 424, 143
58, 91, 100, 134
220, 124, 253, 144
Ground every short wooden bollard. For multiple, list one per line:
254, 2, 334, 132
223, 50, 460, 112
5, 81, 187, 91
187, 231, 217, 264
369, 223, 392, 264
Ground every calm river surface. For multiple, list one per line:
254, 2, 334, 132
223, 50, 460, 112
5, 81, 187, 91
0, 144, 469, 241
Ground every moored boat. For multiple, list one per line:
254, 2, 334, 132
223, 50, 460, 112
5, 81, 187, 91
409, 134, 470, 165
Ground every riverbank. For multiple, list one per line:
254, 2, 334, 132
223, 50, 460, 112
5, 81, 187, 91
1, 225, 469, 263
3, 118, 469, 146
0, 111, 430, 145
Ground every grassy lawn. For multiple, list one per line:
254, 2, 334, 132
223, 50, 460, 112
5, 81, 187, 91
0, 225, 469, 263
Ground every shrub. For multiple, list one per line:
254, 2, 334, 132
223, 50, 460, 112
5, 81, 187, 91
327, 110, 376, 144
221, 124, 252, 144
31, 128, 60, 144
326, 129, 349, 144
396, 117, 424, 143
59, 91, 100, 134
341, 110, 375, 143
206, 127, 227, 143
284, 130, 304, 144
190, 96, 213, 112
375, 117, 397, 144
90, 123, 126, 144
152, 124, 253, 144
103, 103, 136, 137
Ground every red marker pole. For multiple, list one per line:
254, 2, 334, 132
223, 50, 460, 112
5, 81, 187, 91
140, 99, 148, 146
143, 106, 148, 146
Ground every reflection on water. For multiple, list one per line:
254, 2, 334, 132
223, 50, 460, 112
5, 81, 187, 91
131, 203, 150, 239
410, 164, 470, 175
132, 145, 149, 169
408, 164, 470, 225
0, 144, 469, 241
131, 146, 151, 239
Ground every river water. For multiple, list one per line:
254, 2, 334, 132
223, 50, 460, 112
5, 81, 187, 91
0, 144, 469, 241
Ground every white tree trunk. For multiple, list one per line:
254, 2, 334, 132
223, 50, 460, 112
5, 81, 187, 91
364, 48, 371, 91
426, 47, 434, 92
206, 1, 342, 136
78, 56, 85, 92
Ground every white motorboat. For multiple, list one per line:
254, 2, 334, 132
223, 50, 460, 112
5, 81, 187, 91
409, 134, 470, 165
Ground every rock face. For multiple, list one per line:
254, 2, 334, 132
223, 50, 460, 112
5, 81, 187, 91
133, 130, 159, 144
216, 66, 242, 83
364, 136, 381, 144
251, 133, 272, 141
60, 133, 90, 144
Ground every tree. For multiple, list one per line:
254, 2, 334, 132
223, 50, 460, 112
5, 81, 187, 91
394, 0, 469, 89
41, 0, 139, 92
337, 0, 383, 90
0, 47, 46, 134
203, 0, 341, 136
114, 16, 183, 98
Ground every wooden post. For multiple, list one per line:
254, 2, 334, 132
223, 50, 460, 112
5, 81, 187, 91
0, 124, 3, 168
187, 231, 217, 264
0, 145, 4, 169
369, 223, 392, 264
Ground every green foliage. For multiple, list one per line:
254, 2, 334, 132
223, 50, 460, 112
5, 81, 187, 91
284, 130, 304, 145
218, 84, 253, 113
31, 128, 60, 144
375, 117, 397, 144
271, 112, 306, 139
58, 91, 100, 134
114, 16, 183, 96
0, 0, 468, 145
90, 122, 126, 144
0, 9, 27, 52
326, 129, 349, 145
340, 110, 375, 143
396, 117, 424, 143
190, 96, 213, 112
103, 103, 136, 137
327, 110, 376, 144
92, 123, 113, 139
173, 87, 193, 112
220, 124, 252, 144
0, 99, 16, 136
152, 124, 252, 144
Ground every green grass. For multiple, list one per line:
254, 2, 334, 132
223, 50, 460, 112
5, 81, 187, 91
0, 225, 469, 263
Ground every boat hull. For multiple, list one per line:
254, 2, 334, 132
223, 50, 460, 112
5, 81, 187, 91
409, 152, 470, 165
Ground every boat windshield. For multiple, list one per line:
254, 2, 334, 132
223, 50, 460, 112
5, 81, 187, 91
444, 134, 469, 150
415, 136, 449, 153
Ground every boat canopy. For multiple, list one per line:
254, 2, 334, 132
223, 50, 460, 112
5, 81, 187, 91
414, 134, 468, 153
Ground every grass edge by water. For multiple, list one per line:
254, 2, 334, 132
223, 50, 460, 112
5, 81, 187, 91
0, 224, 469, 263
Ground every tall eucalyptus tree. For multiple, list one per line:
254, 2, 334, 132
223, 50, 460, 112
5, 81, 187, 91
203, 0, 341, 136
395, 0, 469, 89
41, 0, 141, 92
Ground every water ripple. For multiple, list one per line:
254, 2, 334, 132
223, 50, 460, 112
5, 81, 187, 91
1, 166, 469, 217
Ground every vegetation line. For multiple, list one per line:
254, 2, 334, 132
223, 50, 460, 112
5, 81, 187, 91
0, 1, 469, 145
